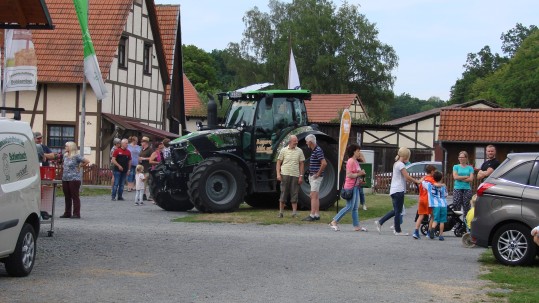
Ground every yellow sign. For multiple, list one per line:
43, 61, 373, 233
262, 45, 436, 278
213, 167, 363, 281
337, 109, 351, 189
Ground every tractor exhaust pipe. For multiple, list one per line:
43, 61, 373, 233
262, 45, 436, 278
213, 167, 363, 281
207, 93, 218, 129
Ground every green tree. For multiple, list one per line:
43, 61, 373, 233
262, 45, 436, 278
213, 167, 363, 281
449, 46, 506, 104
450, 23, 538, 104
388, 93, 446, 120
182, 44, 220, 95
241, 0, 398, 121
468, 30, 539, 108
500, 23, 538, 58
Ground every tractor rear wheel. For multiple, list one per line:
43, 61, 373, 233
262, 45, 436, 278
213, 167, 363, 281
298, 141, 338, 210
188, 157, 246, 212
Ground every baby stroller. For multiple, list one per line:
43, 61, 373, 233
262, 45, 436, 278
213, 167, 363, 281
420, 204, 467, 237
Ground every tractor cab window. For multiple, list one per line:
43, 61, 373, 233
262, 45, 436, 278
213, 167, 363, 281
272, 98, 293, 131
290, 97, 307, 126
225, 101, 256, 128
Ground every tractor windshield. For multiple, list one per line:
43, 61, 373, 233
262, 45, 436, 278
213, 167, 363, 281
225, 101, 257, 128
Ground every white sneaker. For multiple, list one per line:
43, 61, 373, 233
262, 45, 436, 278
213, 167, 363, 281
375, 221, 382, 234
390, 225, 395, 230
394, 231, 409, 236
362, 204, 367, 210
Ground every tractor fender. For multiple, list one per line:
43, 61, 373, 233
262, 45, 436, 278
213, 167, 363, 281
296, 131, 337, 145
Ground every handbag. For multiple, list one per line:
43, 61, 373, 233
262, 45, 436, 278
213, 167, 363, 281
340, 188, 353, 200
340, 172, 359, 200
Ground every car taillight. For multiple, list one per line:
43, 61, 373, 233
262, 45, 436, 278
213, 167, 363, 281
476, 182, 495, 196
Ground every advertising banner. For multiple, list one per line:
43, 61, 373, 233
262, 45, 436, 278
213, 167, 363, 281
3, 29, 37, 92
337, 109, 351, 188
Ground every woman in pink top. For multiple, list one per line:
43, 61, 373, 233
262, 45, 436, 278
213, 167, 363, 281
329, 143, 366, 231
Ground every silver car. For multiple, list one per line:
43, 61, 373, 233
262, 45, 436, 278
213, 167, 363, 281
471, 153, 539, 266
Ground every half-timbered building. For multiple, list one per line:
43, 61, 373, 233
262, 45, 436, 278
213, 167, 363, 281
2, 0, 177, 167
361, 100, 499, 171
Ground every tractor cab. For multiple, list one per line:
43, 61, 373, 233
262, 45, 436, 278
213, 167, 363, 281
223, 90, 310, 161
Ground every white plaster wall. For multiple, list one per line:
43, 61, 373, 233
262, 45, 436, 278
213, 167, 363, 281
47, 86, 77, 121
128, 61, 137, 86
143, 73, 152, 89
128, 36, 136, 61
401, 123, 417, 131
18, 90, 39, 111
363, 131, 398, 145
399, 136, 416, 148
417, 118, 433, 131
109, 57, 118, 81
117, 68, 128, 83
417, 132, 434, 148
133, 5, 142, 36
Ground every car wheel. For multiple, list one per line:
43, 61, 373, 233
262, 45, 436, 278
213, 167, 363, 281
4, 223, 37, 277
492, 223, 537, 266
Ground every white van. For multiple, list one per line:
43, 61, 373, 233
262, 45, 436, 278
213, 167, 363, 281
0, 108, 41, 277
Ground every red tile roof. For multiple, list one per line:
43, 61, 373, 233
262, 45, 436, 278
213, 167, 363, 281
183, 74, 204, 116
155, 4, 178, 102
306, 94, 360, 123
439, 108, 539, 143
155, 4, 203, 116
32, 0, 133, 83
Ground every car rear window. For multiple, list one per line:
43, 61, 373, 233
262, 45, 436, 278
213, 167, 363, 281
500, 160, 534, 185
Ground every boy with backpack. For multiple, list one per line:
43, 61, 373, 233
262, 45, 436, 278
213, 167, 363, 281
427, 171, 448, 241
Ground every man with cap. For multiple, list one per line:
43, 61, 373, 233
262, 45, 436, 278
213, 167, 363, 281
34, 131, 58, 166
138, 136, 154, 200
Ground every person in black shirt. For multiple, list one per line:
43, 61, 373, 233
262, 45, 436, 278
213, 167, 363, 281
477, 145, 500, 182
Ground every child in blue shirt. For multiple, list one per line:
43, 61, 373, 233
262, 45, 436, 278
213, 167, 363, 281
426, 171, 448, 241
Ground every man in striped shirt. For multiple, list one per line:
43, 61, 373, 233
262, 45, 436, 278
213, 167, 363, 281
302, 134, 327, 221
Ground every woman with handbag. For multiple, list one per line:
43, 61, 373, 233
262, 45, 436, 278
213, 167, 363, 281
329, 143, 367, 231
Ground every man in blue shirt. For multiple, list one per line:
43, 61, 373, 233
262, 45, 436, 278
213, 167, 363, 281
302, 134, 327, 221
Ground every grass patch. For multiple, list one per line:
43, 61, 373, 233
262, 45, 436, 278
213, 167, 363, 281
479, 250, 539, 302
174, 193, 417, 225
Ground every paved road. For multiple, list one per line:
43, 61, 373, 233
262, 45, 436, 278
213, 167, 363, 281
0, 193, 490, 303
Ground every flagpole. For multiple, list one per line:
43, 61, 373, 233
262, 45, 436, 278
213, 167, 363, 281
79, 0, 89, 186
1, 43, 5, 117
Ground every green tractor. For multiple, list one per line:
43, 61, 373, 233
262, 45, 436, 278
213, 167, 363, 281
150, 89, 339, 212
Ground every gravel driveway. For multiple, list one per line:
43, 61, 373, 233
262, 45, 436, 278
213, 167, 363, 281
0, 192, 490, 303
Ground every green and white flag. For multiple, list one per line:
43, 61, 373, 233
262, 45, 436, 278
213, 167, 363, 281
73, 0, 108, 100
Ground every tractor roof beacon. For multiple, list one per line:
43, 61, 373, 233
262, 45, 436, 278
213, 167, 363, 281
150, 89, 339, 213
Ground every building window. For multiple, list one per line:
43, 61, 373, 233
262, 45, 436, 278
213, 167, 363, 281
143, 43, 152, 75
474, 146, 485, 169
118, 36, 127, 68
47, 125, 75, 154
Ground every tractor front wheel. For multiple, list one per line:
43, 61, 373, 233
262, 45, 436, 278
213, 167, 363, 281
188, 157, 246, 212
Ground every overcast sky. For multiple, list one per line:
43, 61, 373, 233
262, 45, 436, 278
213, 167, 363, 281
156, 0, 539, 101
